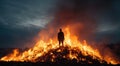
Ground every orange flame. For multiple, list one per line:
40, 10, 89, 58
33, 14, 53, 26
0, 27, 119, 64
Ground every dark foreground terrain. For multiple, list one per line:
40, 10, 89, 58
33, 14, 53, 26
0, 61, 119, 66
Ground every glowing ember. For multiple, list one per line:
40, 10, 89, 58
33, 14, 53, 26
0, 27, 119, 65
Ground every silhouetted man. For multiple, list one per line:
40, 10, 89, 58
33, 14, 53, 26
58, 28, 64, 46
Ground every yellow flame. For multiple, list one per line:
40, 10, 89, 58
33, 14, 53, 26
0, 27, 119, 64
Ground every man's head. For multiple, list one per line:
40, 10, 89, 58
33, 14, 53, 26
60, 28, 62, 32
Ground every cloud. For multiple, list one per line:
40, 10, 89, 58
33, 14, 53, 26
0, 0, 57, 48
0, 0, 120, 48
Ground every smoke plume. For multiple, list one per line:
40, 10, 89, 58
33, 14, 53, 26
39, 0, 97, 42
37, 0, 119, 62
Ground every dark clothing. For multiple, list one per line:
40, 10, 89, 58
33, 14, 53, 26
58, 31, 64, 46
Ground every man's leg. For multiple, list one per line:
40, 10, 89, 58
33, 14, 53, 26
59, 41, 60, 47
62, 41, 63, 46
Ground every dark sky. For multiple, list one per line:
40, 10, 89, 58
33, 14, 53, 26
0, 0, 120, 48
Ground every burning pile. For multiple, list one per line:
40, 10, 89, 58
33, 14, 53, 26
0, 27, 119, 64
0, 0, 119, 65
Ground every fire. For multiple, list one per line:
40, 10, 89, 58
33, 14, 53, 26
0, 27, 119, 64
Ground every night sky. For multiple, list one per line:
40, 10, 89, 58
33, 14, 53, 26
0, 0, 120, 48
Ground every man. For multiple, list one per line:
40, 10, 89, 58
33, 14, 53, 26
58, 28, 64, 46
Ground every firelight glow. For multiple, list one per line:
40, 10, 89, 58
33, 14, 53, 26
0, 26, 119, 64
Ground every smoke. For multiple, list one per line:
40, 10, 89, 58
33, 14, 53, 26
39, 0, 97, 42
36, 0, 119, 62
